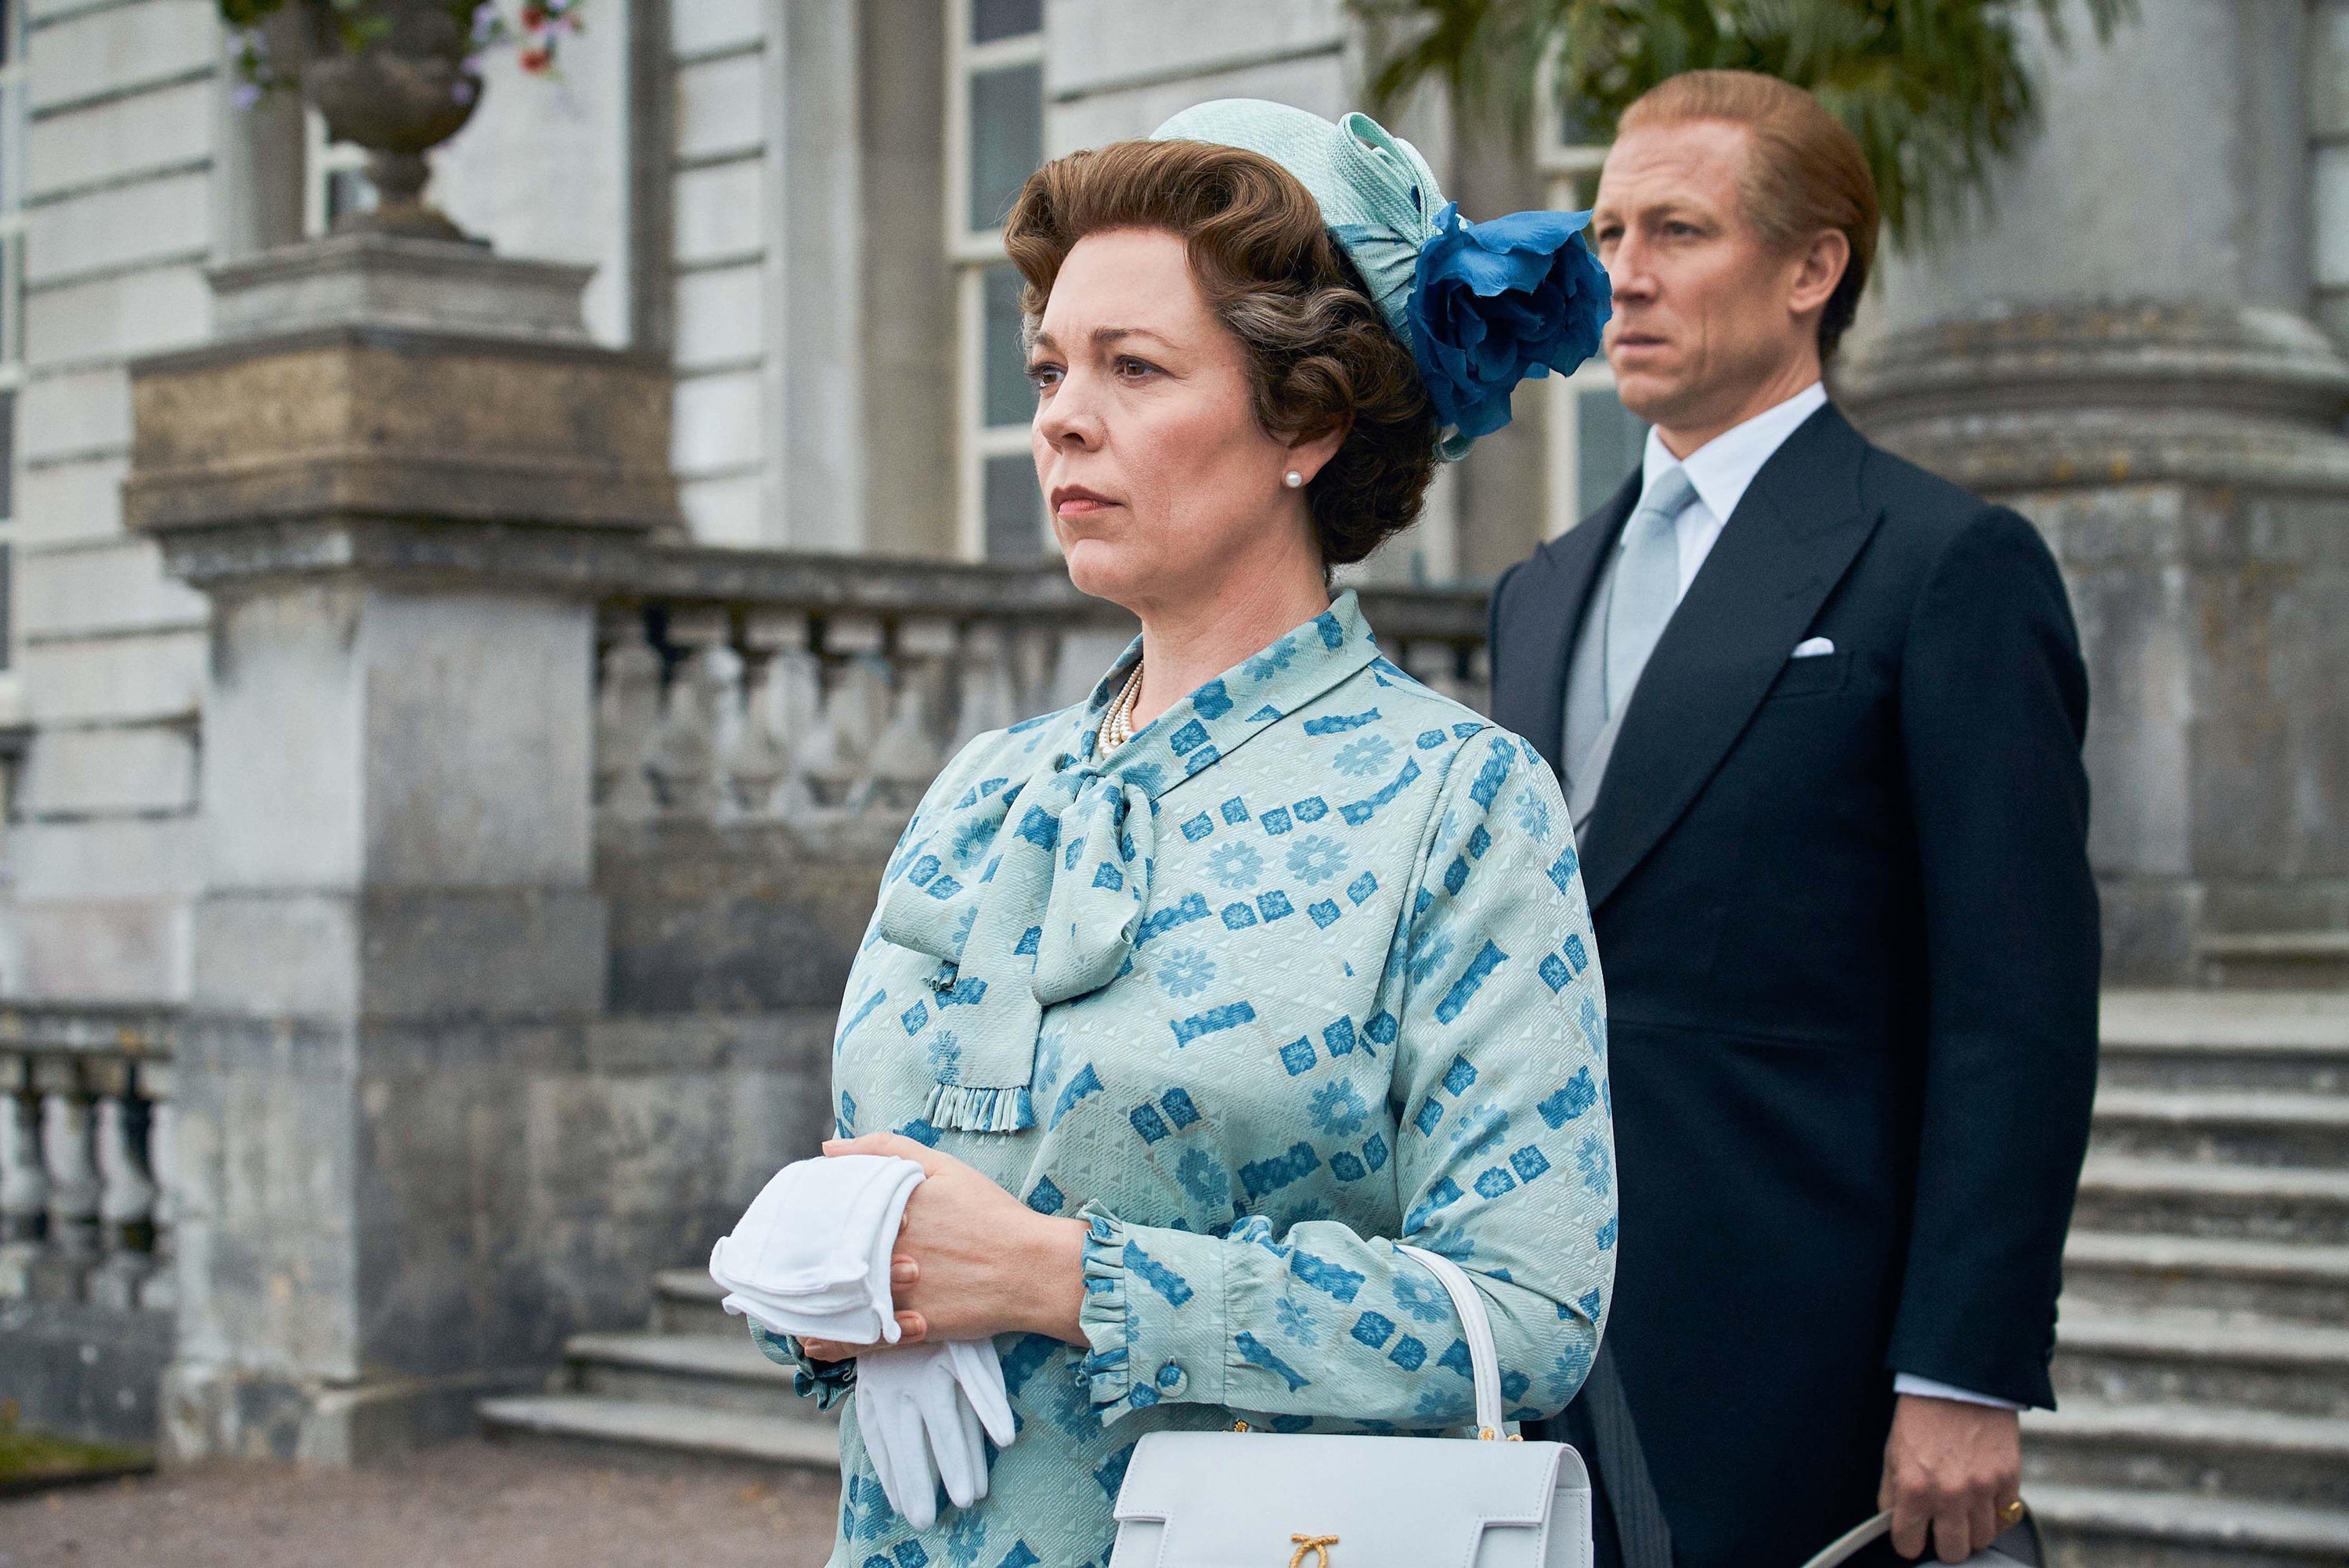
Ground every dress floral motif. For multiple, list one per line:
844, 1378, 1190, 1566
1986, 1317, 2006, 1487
760, 592, 1614, 1568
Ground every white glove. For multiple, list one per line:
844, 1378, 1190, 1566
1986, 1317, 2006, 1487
854, 1339, 1019, 1530
709, 1155, 924, 1343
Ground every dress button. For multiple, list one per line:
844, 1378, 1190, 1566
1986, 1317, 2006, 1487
1156, 1361, 1187, 1395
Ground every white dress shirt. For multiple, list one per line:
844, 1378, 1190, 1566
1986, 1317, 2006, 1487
1633, 379, 1828, 604
1624, 380, 2022, 1415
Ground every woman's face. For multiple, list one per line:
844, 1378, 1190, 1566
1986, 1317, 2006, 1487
1027, 227, 1331, 616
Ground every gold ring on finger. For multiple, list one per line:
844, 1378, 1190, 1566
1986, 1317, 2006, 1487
1999, 1499, 2026, 1527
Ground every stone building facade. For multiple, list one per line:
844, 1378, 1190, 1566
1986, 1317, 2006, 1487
5, 0, 2344, 1006
0, 1, 2344, 1560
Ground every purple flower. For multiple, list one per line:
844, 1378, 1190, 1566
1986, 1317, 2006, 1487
1407, 202, 1612, 445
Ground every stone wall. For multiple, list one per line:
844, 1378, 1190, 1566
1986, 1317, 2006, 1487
8, 0, 228, 1002
1846, 0, 2349, 979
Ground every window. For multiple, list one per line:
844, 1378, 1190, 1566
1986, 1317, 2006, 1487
1533, 45, 1644, 533
948, 0, 1046, 560
305, 108, 377, 237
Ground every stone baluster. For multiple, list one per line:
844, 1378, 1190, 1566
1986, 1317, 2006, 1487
951, 623, 1021, 750
741, 610, 820, 819
1013, 624, 1059, 719
807, 616, 889, 812
85, 1056, 158, 1310
1404, 640, 1474, 708
0, 1054, 45, 1298
644, 607, 728, 817
726, 626, 788, 818
38, 1058, 99, 1298
868, 619, 954, 809
1459, 643, 1492, 717
595, 616, 665, 820
139, 1060, 177, 1314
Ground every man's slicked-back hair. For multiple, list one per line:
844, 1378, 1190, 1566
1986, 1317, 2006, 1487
1001, 138, 1438, 568
1619, 70, 1880, 359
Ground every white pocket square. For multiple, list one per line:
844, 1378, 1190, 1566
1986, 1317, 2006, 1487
1791, 637, 1835, 659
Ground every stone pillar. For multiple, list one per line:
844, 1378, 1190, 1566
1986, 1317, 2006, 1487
123, 233, 680, 1465
1840, 0, 2349, 983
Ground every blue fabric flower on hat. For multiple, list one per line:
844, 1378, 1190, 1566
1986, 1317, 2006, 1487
1408, 203, 1612, 451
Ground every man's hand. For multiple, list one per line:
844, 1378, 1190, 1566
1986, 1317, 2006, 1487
1878, 1393, 2022, 1563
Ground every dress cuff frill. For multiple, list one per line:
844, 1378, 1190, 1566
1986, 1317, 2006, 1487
923, 1080, 1034, 1134
748, 1323, 857, 1411
1075, 1202, 1139, 1416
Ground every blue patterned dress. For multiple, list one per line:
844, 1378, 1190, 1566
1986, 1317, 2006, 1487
760, 591, 1614, 1568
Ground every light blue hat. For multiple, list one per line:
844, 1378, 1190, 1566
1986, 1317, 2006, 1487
1152, 99, 1611, 460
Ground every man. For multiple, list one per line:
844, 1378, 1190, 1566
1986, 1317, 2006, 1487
1492, 72, 2100, 1568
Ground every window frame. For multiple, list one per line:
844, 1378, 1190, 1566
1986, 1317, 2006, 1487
303, 106, 376, 239
945, 0, 1048, 560
1534, 49, 1629, 539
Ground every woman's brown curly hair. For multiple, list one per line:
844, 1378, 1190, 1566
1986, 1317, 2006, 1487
1001, 139, 1438, 569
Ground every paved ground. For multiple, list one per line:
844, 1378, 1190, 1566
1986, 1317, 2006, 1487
0, 1440, 841, 1567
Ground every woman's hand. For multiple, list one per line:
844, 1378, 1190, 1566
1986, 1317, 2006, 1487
795, 1132, 1089, 1364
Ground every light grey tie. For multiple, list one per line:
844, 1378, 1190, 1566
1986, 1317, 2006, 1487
1603, 466, 1698, 716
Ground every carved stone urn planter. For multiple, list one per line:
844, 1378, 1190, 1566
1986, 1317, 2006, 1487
295, 0, 484, 240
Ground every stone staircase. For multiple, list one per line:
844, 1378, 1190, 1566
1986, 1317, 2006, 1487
478, 1268, 840, 1472
2026, 989, 2349, 1567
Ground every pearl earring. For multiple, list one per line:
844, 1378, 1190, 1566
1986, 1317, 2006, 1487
1284, 470, 1304, 489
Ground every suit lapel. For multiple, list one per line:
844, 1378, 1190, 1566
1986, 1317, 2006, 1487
1579, 406, 1883, 912
1493, 472, 1640, 775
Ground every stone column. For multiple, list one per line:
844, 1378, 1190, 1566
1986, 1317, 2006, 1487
1839, 0, 2349, 983
124, 233, 680, 1464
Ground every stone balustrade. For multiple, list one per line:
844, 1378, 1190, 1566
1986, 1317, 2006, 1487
0, 1005, 177, 1317
590, 550, 1494, 831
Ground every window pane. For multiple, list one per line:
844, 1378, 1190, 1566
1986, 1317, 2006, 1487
1576, 387, 1648, 518
0, 389, 15, 522
982, 265, 1034, 428
0, 235, 16, 366
983, 454, 1044, 561
972, 0, 1041, 44
968, 62, 1041, 233
327, 168, 378, 229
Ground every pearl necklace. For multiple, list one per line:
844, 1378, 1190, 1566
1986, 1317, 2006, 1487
1099, 663, 1146, 752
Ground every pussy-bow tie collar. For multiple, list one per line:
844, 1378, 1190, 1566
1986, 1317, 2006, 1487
874, 593, 1384, 1133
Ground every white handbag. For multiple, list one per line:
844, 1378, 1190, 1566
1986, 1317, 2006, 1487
1109, 1244, 1594, 1568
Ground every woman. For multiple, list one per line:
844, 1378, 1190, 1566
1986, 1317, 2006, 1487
765, 100, 1617, 1568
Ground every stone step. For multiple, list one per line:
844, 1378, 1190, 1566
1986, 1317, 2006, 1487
2199, 934, 2349, 991
2088, 1090, 2349, 1169
2098, 991, 2349, 1095
565, 1330, 827, 1422
2061, 1234, 2349, 1327
2073, 1157, 2349, 1244
648, 1268, 735, 1337
2023, 1400, 2349, 1509
2054, 1311, 2349, 1418
2027, 1483, 2349, 1568
478, 1393, 842, 1472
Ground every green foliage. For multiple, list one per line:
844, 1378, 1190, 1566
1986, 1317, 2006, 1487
1354, 0, 2133, 246
0, 1403, 150, 1491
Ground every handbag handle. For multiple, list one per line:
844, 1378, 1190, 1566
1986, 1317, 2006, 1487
1798, 1511, 1892, 1568
1395, 1243, 1507, 1438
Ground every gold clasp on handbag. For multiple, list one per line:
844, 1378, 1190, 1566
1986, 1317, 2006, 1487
1288, 1534, 1340, 1568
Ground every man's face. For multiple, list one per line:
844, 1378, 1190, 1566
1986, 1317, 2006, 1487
1590, 119, 1817, 436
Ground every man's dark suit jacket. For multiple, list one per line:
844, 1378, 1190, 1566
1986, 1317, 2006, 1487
1492, 404, 2100, 1568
